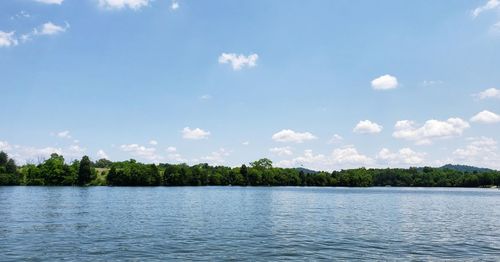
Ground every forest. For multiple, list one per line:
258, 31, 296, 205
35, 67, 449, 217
1, 151, 499, 187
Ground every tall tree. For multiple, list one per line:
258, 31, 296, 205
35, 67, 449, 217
5, 159, 16, 174
0, 151, 8, 166
78, 156, 92, 186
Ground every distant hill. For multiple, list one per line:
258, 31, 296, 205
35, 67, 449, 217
295, 167, 318, 174
439, 164, 495, 173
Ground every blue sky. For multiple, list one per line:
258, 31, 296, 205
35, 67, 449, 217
1, 0, 500, 170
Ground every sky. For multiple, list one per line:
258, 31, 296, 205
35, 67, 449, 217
1, 0, 500, 171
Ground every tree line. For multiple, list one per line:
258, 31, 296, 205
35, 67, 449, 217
1, 151, 500, 187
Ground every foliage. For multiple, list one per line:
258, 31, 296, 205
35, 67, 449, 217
1, 152, 500, 187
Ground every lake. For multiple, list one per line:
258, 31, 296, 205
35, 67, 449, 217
0, 187, 499, 261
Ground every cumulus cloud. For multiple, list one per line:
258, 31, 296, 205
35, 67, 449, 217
35, 0, 64, 4
120, 144, 162, 162
269, 146, 293, 156
272, 129, 317, 143
452, 137, 500, 169
0, 141, 12, 151
164, 147, 186, 163
472, 0, 500, 17
201, 148, 230, 165
1, 140, 89, 164
470, 110, 500, 123
182, 127, 210, 140
474, 88, 500, 99
0, 31, 18, 47
353, 120, 383, 134
377, 148, 425, 166
277, 146, 373, 170
218, 53, 258, 70
371, 74, 398, 90
277, 149, 326, 169
97, 149, 109, 159
331, 146, 374, 166
393, 118, 470, 145
242, 141, 250, 146
99, 0, 150, 10
149, 140, 158, 145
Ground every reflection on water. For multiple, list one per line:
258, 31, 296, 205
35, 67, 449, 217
0, 187, 499, 261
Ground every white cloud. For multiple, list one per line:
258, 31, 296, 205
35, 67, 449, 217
120, 144, 162, 162
470, 110, 500, 123
35, 0, 64, 4
200, 94, 212, 100
492, 21, 500, 32
166, 146, 177, 152
66, 145, 86, 157
56, 130, 72, 139
149, 140, 158, 145
171, 0, 179, 10
1, 142, 86, 164
97, 149, 109, 159
377, 148, 425, 166
10, 11, 31, 20
475, 88, 500, 99
269, 146, 293, 156
201, 148, 230, 165
218, 53, 258, 70
242, 141, 250, 146
353, 120, 383, 134
182, 127, 210, 140
393, 118, 470, 145
99, 0, 150, 10
272, 129, 317, 143
331, 146, 374, 166
6, 145, 63, 164
0, 141, 12, 151
34, 22, 68, 36
371, 74, 398, 90
421, 80, 444, 87
277, 149, 327, 169
327, 134, 343, 144
452, 137, 500, 169
472, 0, 500, 17
277, 146, 373, 171
0, 31, 18, 47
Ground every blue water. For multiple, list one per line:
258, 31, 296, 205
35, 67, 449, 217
0, 187, 499, 261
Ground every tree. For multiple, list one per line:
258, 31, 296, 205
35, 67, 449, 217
250, 158, 273, 170
240, 164, 248, 185
6, 159, 16, 174
78, 156, 92, 186
0, 151, 8, 166
95, 158, 113, 168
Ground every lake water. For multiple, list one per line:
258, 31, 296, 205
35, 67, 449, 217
0, 187, 499, 261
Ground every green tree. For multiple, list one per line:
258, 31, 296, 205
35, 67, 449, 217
250, 158, 273, 170
5, 159, 16, 174
78, 156, 92, 186
0, 151, 8, 167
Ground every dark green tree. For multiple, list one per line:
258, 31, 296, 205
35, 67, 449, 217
78, 156, 92, 186
0, 151, 8, 166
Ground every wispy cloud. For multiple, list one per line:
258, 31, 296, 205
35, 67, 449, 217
98, 0, 151, 10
